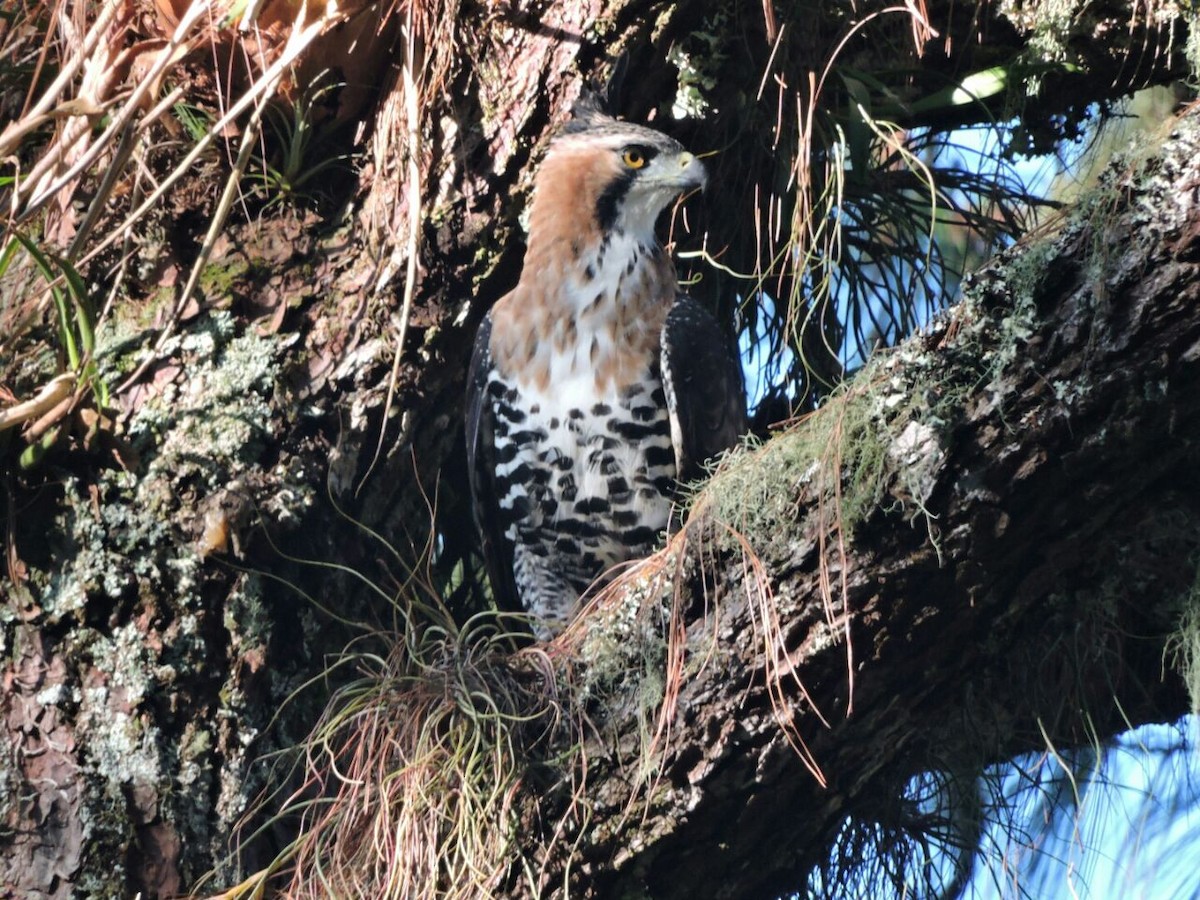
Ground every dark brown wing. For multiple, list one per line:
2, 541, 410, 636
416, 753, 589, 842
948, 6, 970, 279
465, 312, 521, 612
660, 295, 747, 482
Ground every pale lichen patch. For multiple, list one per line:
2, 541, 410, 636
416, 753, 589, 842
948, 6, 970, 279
576, 563, 672, 701
888, 420, 944, 506
77, 624, 163, 788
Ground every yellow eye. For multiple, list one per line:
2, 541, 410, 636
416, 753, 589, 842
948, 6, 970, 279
622, 148, 647, 169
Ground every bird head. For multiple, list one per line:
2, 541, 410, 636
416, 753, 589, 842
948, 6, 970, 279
533, 107, 707, 244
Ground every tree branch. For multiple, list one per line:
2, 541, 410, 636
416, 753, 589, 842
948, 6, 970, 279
518, 113, 1200, 900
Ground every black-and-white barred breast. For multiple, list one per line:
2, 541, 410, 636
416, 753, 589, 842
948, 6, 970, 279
483, 363, 676, 634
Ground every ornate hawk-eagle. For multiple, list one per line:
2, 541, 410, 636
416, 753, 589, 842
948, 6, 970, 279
466, 107, 746, 637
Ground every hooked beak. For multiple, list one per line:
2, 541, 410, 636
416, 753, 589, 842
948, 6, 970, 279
675, 151, 708, 192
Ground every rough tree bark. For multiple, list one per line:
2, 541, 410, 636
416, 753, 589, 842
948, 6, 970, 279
0, 0, 1195, 897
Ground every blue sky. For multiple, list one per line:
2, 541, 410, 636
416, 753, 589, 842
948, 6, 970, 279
962, 718, 1200, 900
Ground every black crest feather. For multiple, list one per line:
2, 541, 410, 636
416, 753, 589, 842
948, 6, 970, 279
563, 93, 612, 134
564, 54, 630, 133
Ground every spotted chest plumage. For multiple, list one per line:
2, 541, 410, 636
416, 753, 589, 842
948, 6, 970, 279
482, 362, 676, 631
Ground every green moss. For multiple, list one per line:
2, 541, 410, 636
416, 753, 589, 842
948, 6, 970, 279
197, 256, 255, 300
701, 380, 892, 555
74, 853, 127, 899
223, 572, 272, 663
